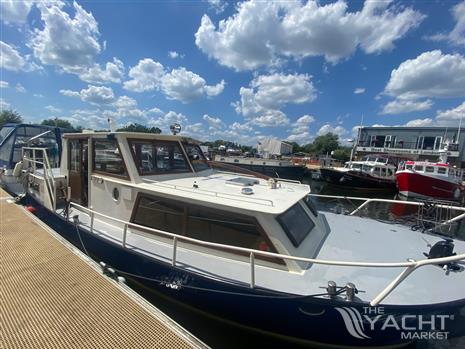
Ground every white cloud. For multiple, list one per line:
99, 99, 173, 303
0, 99, 11, 110
202, 114, 224, 129
45, 105, 62, 114
149, 111, 189, 132
161, 67, 225, 103
381, 97, 433, 114
428, 1, 465, 47
385, 50, 465, 99
1, 41, 26, 71
29, 2, 101, 73
123, 58, 165, 92
286, 131, 312, 144
0, 0, 33, 25
15, 83, 26, 93
124, 59, 224, 102
60, 85, 115, 105
195, 1, 424, 71
112, 96, 137, 110
168, 51, 184, 59
235, 73, 316, 117
250, 110, 290, 128
78, 58, 125, 84
436, 101, 465, 125
404, 118, 434, 127
354, 88, 366, 94
0, 81, 9, 89
317, 124, 347, 137
207, 0, 227, 14
286, 114, 316, 144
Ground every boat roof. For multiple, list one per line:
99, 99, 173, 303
62, 131, 201, 144
404, 161, 449, 167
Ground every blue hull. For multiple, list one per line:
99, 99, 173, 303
29, 198, 465, 348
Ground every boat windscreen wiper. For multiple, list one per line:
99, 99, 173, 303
27, 130, 52, 144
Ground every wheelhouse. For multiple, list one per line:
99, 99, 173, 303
59, 132, 321, 272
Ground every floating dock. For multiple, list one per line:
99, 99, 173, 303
0, 188, 208, 349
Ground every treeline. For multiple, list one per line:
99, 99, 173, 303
290, 133, 352, 162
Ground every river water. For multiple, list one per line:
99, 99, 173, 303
129, 177, 464, 349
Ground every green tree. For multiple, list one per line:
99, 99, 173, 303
116, 123, 161, 134
332, 147, 351, 162
0, 109, 23, 127
306, 133, 340, 155
41, 118, 74, 129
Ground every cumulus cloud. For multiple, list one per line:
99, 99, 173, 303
235, 73, 316, 117
60, 85, 115, 105
203, 114, 225, 129
207, 0, 228, 14
45, 105, 62, 114
0, 0, 34, 25
250, 110, 290, 128
354, 88, 366, 94
149, 111, 189, 132
1, 41, 27, 71
195, 0, 424, 71
0, 81, 9, 89
436, 101, 465, 125
428, 1, 465, 47
168, 51, 184, 59
78, 58, 125, 84
381, 96, 433, 114
123, 59, 224, 103
385, 50, 465, 99
404, 118, 434, 127
317, 124, 347, 137
29, 2, 101, 73
286, 114, 315, 144
15, 83, 26, 93
0, 99, 11, 110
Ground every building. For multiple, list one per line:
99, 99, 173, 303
356, 126, 465, 167
256, 138, 293, 157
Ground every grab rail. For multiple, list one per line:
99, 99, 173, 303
309, 194, 465, 225
69, 201, 465, 307
22, 147, 57, 211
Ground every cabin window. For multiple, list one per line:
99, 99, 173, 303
406, 164, 413, 170
387, 169, 393, 176
414, 165, 424, 171
0, 133, 14, 163
69, 141, 81, 172
183, 143, 209, 172
425, 166, 435, 173
0, 126, 14, 144
303, 196, 319, 217
381, 168, 387, 176
277, 203, 315, 248
93, 139, 128, 177
131, 195, 279, 259
438, 167, 447, 175
132, 196, 185, 234
129, 140, 189, 175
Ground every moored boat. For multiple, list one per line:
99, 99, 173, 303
396, 161, 464, 201
4, 130, 465, 348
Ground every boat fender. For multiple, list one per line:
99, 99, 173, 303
453, 188, 461, 199
424, 239, 456, 260
13, 161, 23, 177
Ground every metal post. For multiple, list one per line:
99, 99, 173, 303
32, 150, 36, 172
172, 236, 177, 267
370, 264, 416, 306
122, 224, 128, 248
90, 212, 94, 233
250, 252, 255, 288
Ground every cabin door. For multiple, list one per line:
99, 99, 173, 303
68, 139, 89, 206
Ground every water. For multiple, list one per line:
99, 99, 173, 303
131, 177, 465, 348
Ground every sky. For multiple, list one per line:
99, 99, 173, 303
1, 0, 465, 146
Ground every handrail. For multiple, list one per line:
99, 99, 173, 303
69, 201, 465, 307
309, 194, 465, 225
22, 147, 57, 211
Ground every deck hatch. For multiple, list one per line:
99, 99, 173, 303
226, 177, 260, 187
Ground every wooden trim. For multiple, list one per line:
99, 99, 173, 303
129, 192, 285, 266
127, 138, 191, 176
92, 138, 130, 181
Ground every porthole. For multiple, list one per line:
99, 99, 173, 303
112, 187, 120, 201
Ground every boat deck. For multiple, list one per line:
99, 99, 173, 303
0, 188, 208, 349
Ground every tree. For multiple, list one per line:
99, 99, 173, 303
332, 147, 351, 162
41, 118, 74, 129
0, 110, 23, 127
306, 133, 340, 155
116, 123, 161, 134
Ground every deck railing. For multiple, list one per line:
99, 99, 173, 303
22, 147, 57, 211
69, 201, 465, 307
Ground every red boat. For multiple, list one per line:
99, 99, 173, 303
396, 161, 464, 201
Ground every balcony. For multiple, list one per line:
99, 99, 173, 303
356, 141, 460, 158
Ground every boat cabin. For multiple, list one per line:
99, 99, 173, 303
344, 155, 396, 179
398, 161, 463, 180
28, 132, 326, 272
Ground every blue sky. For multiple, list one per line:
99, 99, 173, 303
1, 0, 465, 145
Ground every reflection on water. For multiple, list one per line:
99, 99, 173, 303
129, 177, 464, 349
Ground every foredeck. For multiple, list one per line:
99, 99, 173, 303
0, 188, 208, 349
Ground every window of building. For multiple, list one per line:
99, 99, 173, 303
277, 203, 315, 248
183, 143, 209, 172
93, 139, 128, 177
130, 140, 189, 175
438, 167, 447, 175
131, 195, 280, 259
425, 166, 435, 173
